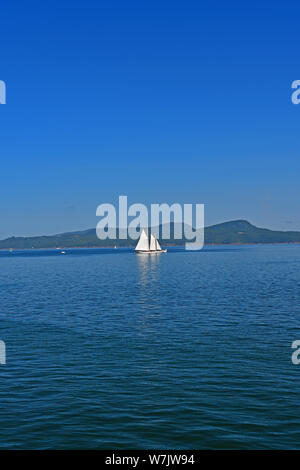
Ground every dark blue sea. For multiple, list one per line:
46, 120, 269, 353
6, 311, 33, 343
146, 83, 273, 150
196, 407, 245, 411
0, 245, 300, 449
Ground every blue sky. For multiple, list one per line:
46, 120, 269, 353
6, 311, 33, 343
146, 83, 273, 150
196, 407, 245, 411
1, 0, 300, 238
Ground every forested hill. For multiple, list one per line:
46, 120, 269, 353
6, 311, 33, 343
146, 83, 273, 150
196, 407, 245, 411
1, 220, 300, 249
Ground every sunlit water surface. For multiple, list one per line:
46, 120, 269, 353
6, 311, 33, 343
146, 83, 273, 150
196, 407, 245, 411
0, 245, 300, 449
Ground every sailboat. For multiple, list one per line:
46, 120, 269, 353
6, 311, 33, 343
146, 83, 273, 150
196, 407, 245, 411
135, 229, 167, 254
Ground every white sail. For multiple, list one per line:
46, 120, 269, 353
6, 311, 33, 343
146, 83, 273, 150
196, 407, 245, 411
135, 229, 149, 251
155, 237, 162, 251
150, 234, 157, 251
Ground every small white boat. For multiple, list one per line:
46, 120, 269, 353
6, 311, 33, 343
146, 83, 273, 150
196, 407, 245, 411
135, 229, 167, 254
61, 250, 66, 254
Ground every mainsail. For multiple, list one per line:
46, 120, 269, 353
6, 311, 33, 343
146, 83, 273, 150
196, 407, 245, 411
150, 234, 157, 251
135, 229, 149, 251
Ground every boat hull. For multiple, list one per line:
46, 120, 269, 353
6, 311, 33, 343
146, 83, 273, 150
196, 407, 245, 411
135, 249, 167, 254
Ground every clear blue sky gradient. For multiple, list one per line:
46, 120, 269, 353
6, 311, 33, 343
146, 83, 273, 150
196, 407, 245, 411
1, 0, 300, 237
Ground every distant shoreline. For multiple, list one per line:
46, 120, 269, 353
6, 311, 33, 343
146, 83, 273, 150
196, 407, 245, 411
2, 241, 300, 251
2, 220, 300, 249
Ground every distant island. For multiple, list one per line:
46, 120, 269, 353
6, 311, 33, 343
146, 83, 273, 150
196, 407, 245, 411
1, 220, 300, 249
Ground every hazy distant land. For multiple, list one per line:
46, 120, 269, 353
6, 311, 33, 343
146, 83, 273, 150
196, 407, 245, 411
1, 220, 300, 249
